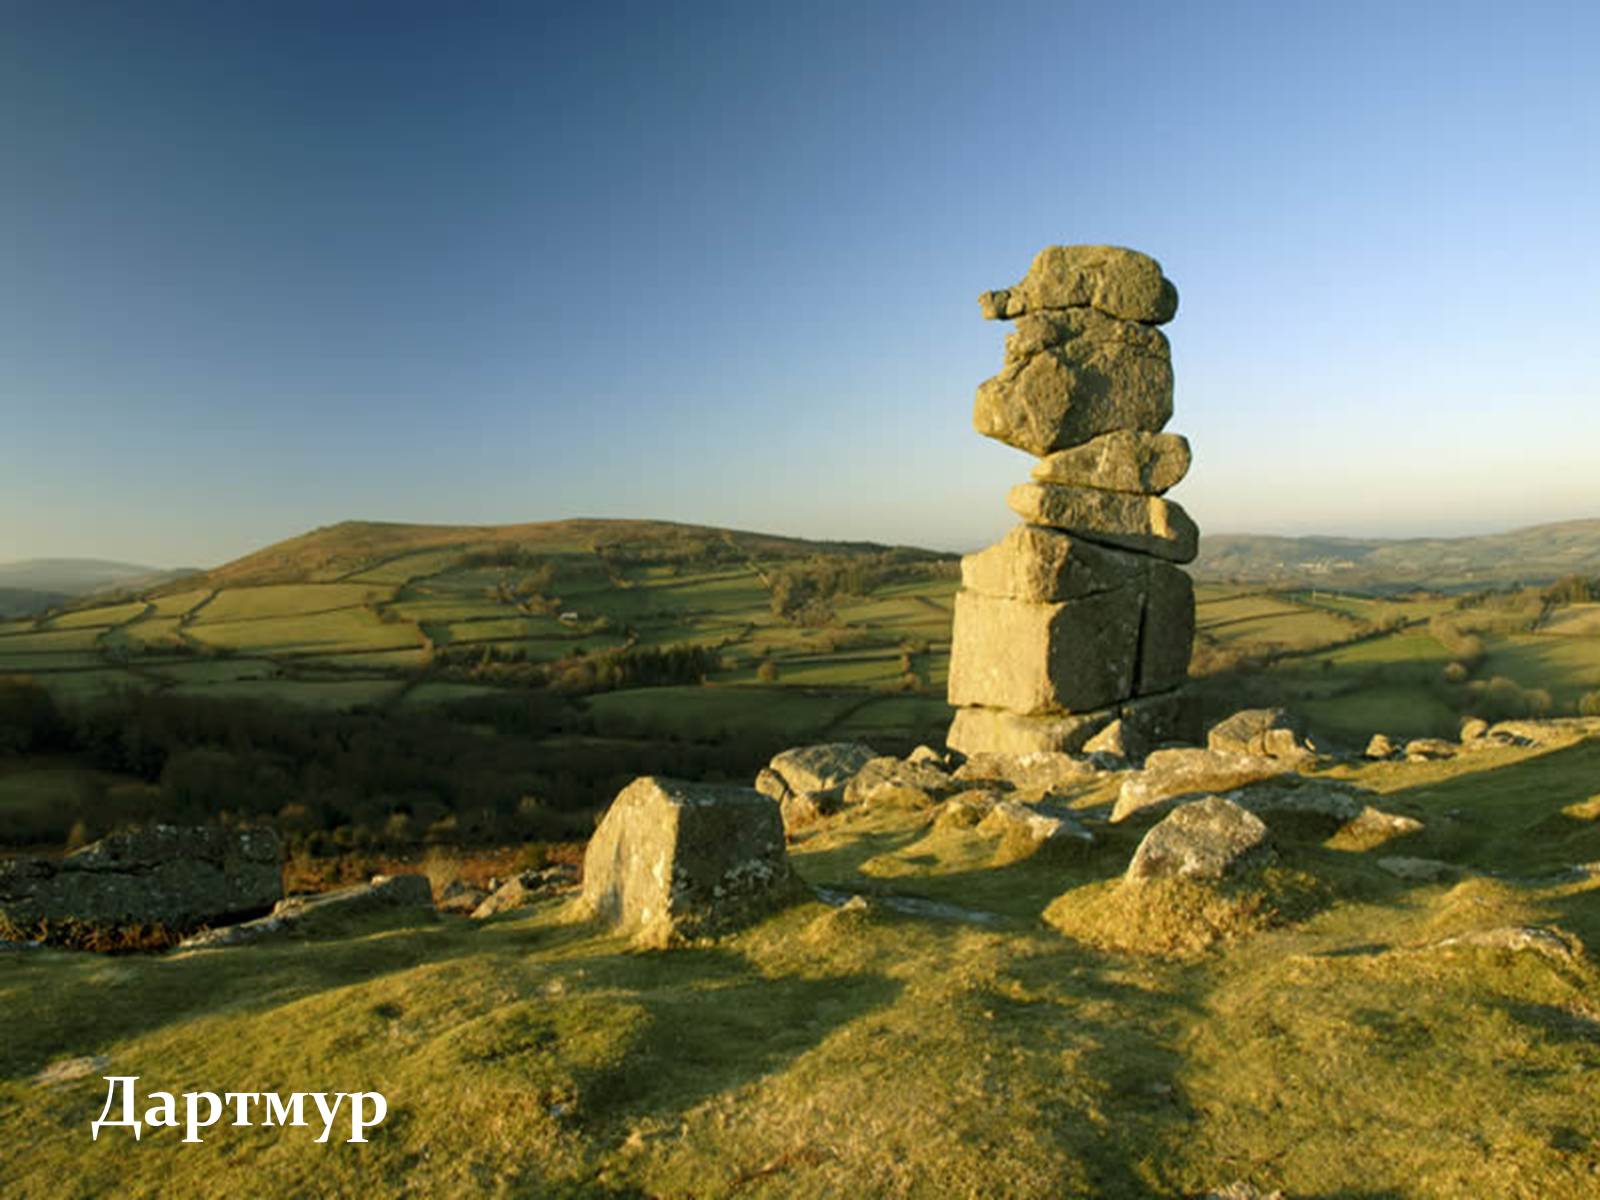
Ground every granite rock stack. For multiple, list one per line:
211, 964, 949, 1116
947, 246, 1199, 758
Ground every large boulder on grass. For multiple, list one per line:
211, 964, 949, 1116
1126, 796, 1273, 883
581, 777, 798, 946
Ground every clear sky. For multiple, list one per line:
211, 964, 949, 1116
3, 0, 1597, 568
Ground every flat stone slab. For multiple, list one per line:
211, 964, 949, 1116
1008, 483, 1199, 564
974, 311, 1173, 458
947, 587, 1143, 716
0, 825, 282, 935
962, 525, 1146, 604
581, 776, 797, 946
978, 244, 1179, 325
1113, 748, 1295, 823
947, 689, 1198, 760
1031, 430, 1191, 494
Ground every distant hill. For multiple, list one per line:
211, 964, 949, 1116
0, 558, 159, 594
1192, 519, 1600, 590
179, 518, 942, 590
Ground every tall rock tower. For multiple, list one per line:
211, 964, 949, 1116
947, 245, 1199, 758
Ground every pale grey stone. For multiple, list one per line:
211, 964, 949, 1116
1126, 796, 1273, 882
580, 776, 798, 946
947, 586, 1143, 716
1008, 483, 1199, 564
1031, 431, 1192, 494
978, 245, 1179, 324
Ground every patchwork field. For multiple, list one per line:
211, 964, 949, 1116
1, 520, 1595, 753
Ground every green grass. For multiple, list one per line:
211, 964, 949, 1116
44, 601, 151, 631
6, 742, 1600, 1196
1542, 603, 1600, 637
146, 589, 213, 618
1483, 635, 1600, 707
186, 610, 422, 658
0, 627, 105, 654
196, 584, 396, 623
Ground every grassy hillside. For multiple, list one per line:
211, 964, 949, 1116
5, 737, 1600, 1197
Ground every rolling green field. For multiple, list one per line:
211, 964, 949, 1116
2, 519, 1596, 753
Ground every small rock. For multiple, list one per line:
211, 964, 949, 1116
1404, 737, 1457, 761
1126, 796, 1273, 883
779, 790, 842, 832
934, 790, 1002, 830
1207, 708, 1315, 761
1364, 733, 1396, 760
907, 744, 946, 767
1459, 717, 1489, 742
34, 1055, 110, 1087
1203, 1184, 1286, 1200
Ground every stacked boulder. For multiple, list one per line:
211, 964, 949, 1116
948, 246, 1199, 758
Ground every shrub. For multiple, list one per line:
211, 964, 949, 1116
1579, 690, 1600, 718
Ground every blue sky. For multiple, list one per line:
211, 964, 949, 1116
3, 0, 1597, 567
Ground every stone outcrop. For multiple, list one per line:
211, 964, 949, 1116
948, 245, 1198, 760
0, 825, 282, 936
580, 776, 798, 946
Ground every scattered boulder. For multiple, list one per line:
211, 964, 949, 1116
1227, 779, 1366, 823
1112, 749, 1294, 823
1126, 796, 1273, 883
580, 777, 798, 946
471, 866, 578, 919
907, 744, 947, 767
767, 743, 877, 795
176, 872, 433, 950
1007, 483, 1198, 564
1364, 733, 1397, 760
1031, 430, 1191, 494
843, 756, 955, 807
1459, 717, 1489, 743
1207, 708, 1315, 761
0, 825, 282, 937
1344, 807, 1425, 841
1404, 737, 1457, 762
